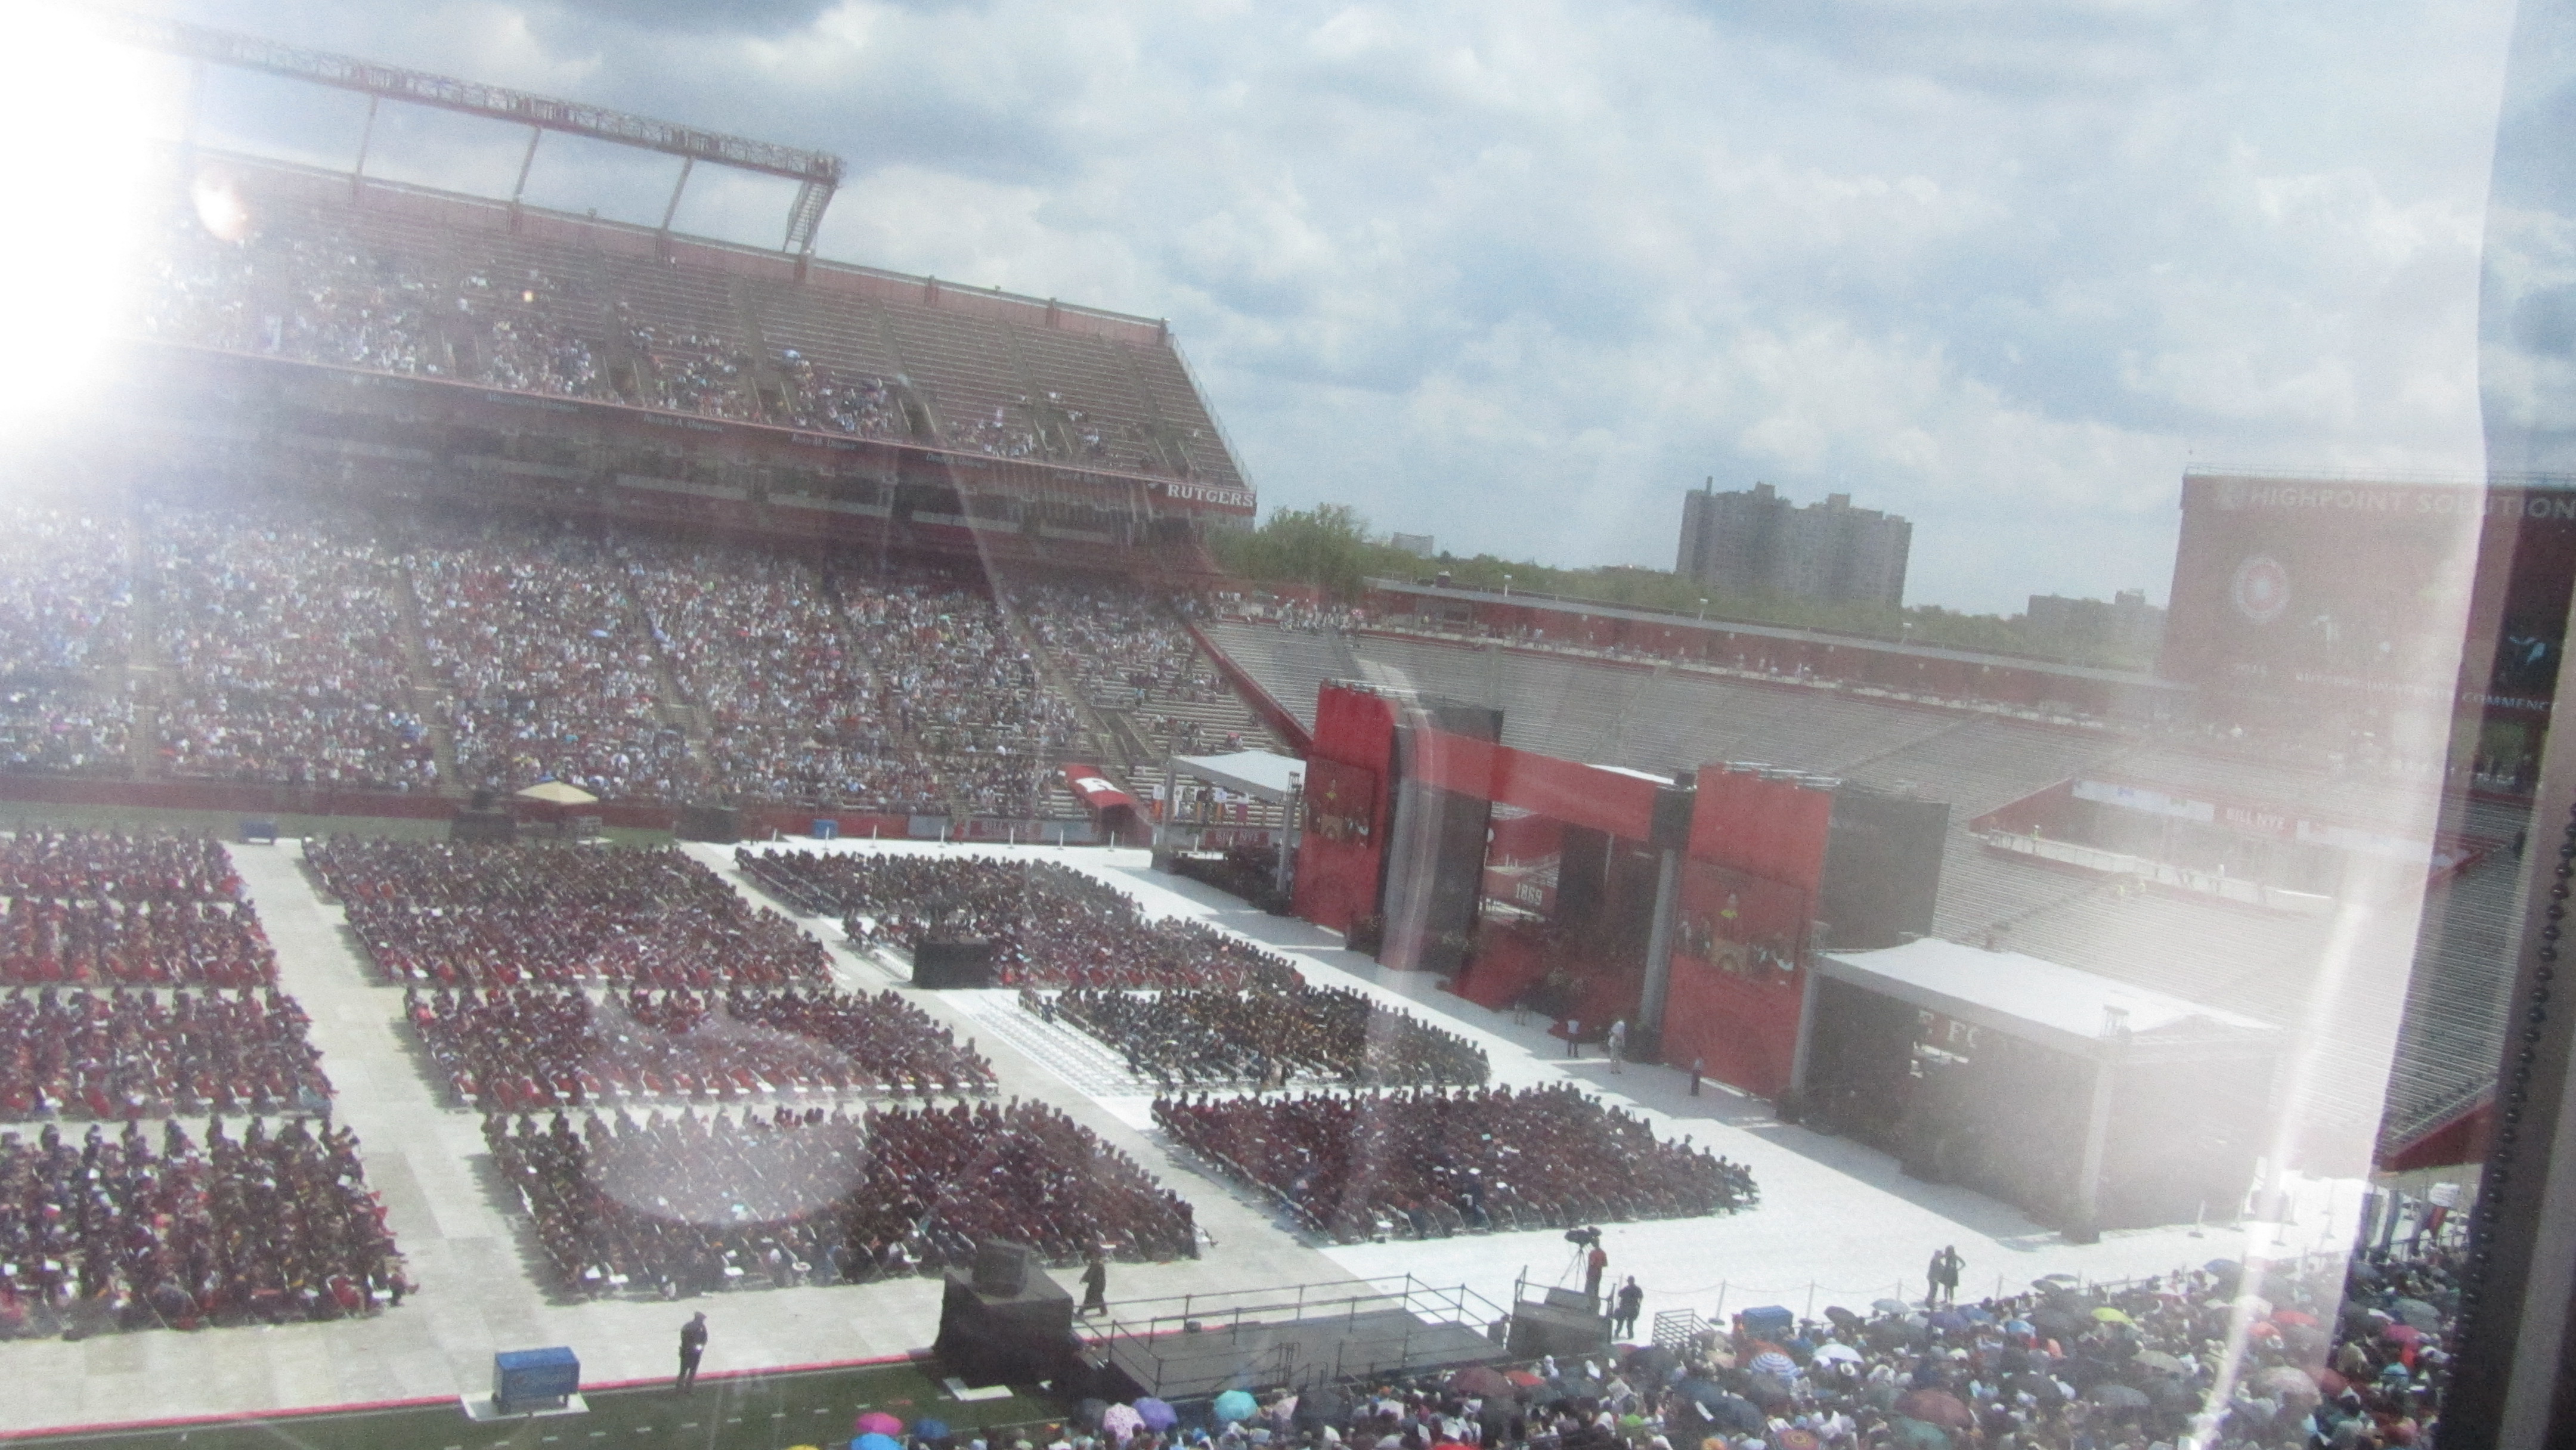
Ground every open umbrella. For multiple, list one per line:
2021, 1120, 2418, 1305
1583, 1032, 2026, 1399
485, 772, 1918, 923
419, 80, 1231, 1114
1776, 1431, 1821, 1450
1135, 1399, 1178, 1432
1677, 1378, 1728, 1410
855, 1436, 902, 1450
1873, 1298, 1914, 1315
1745, 1372, 1795, 1406
2134, 1350, 2189, 1375
1215, 1390, 1258, 1424
2028, 1308, 2080, 1337
2091, 1307, 2134, 1325
2004, 1319, 2035, 1339
1896, 1390, 1973, 1429
1750, 1350, 1797, 1378
1707, 1395, 1766, 1433
1449, 1367, 1512, 1398
2089, 1384, 2150, 1410
1927, 1310, 1968, 1333
1100, 1408, 1141, 1443
915, 1421, 953, 1444
1812, 1342, 1864, 1366
855, 1414, 905, 1437
2254, 1366, 2323, 1403
2394, 1298, 2443, 1330
2205, 1259, 2242, 1276
2383, 1323, 2425, 1346
1890, 1418, 1953, 1450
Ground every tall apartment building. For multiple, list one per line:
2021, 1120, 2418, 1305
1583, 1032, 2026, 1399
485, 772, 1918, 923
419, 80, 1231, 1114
1676, 481, 1912, 608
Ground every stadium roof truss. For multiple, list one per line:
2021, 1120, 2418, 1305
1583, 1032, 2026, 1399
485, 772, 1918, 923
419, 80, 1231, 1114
113, 12, 846, 256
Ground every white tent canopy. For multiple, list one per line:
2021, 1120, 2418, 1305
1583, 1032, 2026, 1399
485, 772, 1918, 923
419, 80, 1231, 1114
1171, 750, 1305, 803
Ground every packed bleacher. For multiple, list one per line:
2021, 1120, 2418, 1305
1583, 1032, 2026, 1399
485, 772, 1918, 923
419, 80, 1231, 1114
1, 987, 328, 1120
410, 527, 706, 803
148, 502, 437, 791
0, 506, 133, 778
0, 831, 275, 988
1153, 1083, 1755, 1243
738, 849, 1300, 989
841, 581, 1080, 817
487, 1098, 1195, 1297
403, 984, 993, 1110
306, 838, 829, 989
142, 183, 1251, 493
0, 1115, 404, 1337
1035, 983, 1490, 1088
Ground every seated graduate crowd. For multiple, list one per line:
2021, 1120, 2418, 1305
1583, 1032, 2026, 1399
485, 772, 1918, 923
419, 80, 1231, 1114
403, 984, 995, 1110
1153, 1083, 1755, 1243
487, 1098, 1196, 1297
307, 838, 829, 989
739, 850, 1301, 990
0, 831, 278, 988
0, 1115, 405, 1339
0, 987, 329, 1120
1033, 983, 1490, 1089
0, 506, 133, 777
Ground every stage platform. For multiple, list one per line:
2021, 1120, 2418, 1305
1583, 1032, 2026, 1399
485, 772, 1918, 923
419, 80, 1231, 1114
1091, 1279, 1508, 1400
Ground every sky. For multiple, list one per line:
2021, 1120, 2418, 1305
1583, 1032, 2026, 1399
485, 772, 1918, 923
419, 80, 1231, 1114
134, 0, 2522, 613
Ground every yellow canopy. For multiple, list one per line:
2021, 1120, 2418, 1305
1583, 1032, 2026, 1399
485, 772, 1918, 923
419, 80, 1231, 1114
513, 780, 598, 805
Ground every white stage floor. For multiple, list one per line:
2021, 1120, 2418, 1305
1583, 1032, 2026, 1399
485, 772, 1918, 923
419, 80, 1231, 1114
0, 836, 2364, 1433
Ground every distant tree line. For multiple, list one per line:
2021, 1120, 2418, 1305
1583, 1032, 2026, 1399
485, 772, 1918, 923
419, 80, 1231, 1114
1205, 505, 2157, 672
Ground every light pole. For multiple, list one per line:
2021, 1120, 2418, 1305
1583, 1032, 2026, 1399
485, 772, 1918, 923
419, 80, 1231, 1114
1501, 572, 1511, 597
1698, 597, 1707, 621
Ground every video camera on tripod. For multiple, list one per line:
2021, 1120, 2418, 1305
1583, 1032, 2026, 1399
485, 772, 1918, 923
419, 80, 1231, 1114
1562, 1225, 1602, 1249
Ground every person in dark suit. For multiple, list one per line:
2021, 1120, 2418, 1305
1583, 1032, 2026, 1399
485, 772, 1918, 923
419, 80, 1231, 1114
1079, 1253, 1109, 1316
676, 1311, 708, 1393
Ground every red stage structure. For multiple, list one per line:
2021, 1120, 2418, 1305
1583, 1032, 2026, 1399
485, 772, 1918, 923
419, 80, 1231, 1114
1291, 682, 1941, 1098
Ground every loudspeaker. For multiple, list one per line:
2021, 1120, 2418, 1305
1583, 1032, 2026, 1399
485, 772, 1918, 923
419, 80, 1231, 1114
933, 1268, 1076, 1387
1508, 1300, 1607, 1358
914, 938, 997, 989
973, 1240, 1034, 1297
451, 809, 516, 844
675, 805, 743, 843
1649, 782, 1697, 853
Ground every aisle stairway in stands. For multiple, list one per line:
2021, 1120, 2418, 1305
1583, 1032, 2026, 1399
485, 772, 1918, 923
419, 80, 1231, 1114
386, 550, 465, 796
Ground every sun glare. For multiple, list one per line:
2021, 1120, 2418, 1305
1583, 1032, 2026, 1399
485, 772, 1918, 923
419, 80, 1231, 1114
0, 10, 159, 436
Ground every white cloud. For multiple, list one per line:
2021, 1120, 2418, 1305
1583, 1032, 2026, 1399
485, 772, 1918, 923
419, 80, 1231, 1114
159, 0, 2519, 610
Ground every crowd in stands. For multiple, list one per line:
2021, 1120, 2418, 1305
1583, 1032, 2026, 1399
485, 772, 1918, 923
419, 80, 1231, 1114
774, 352, 908, 439
487, 1098, 1194, 1298
1154, 1084, 1755, 1243
0, 986, 327, 1120
1035, 983, 1488, 1089
740, 850, 1299, 989
0, 506, 132, 777
410, 527, 705, 802
307, 838, 829, 989
845, 583, 1078, 817
0, 831, 277, 988
0, 488, 1267, 817
0, 1115, 404, 1337
403, 984, 993, 1110
150, 503, 438, 790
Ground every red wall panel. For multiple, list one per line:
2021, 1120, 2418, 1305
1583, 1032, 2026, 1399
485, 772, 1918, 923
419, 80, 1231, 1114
1292, 684, 1400, 932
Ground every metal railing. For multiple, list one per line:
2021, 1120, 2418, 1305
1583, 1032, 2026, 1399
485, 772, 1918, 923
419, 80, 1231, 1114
1088, 1275, 1507, 1396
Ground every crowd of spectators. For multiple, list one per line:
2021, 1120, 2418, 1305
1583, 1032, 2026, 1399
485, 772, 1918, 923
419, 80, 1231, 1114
0, 504, 133, 779
403, 984, 993, 1110
0, 1115, 404, 1338
773, 352, 908, 439
1036, 983, 1489, 1089
0, 986, 327, 1120
306, 838, 829, 989
739, 850, 1300, 990
410, 526, 707, 802
1154, 1084, 1755, 1243
626, 545, 942, 812
0, 831, 277, 988
1352, 1246, 2450, 1450
843, 581, 1080, 817
150, 503, 438, 791
487, 1097, 1194, 1298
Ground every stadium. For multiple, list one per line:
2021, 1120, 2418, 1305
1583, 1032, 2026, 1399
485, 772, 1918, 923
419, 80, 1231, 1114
0, 16, 2505, 1450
